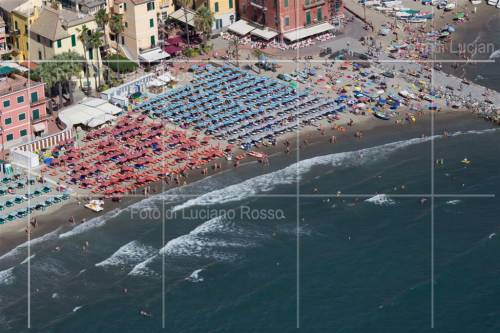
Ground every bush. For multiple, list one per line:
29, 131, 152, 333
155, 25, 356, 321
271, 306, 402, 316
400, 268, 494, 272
104, 54, 138, 73
183, 47, 199, 58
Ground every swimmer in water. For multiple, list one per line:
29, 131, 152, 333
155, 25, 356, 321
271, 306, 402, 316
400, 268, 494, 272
140, 310, 152, 317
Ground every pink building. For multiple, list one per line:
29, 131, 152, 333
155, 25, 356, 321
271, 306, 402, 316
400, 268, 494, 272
0, 68, 48, 149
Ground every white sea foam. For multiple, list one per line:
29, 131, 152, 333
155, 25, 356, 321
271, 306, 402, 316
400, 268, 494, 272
159, 216, 252, 260
446, 200, 462, 205
488, 233, 496, 240
95, 241, 156, 268
172, 129, 499, 212
128, 255, 157, 277
59, 208, 124, 239
20, 254, 35, 265
186, 269, 204, 283
0, 267, 15, 286
0, 228, 61, 262
365, 194, 396, 206
72, 306, 82, 312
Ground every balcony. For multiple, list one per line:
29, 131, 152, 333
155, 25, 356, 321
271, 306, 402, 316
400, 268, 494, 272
250, 0, 267, 11
303, 0, 325, 9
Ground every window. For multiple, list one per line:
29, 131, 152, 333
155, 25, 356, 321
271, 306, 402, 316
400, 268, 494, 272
31, 92, 38, 103
19, 113, 26, 121
71, 34, 76, 47
38, 51, 42, 60
26, 42, 29, 50
14, 21, 18, 30
147, 2, 155, 10
214, 2, 219, 12
17, 96, 24, 104
125, 22, 128, 28
229, 0, 233, 8
121, 36, 125, 44
305, 11, 311, 25
88, 47, 93, 60
24, 25, 27, 34
5, 118, 12, 125
150, 35, 155, 47
317, 7, 322, 21
284, 16, 290, 26
37, 34, 41, 43
32, 109, 40, 120
284, 0, 288, 7
124, 3, 127, 10
216, 19, 222, 29
57, 39, 62, 48
150, 18, 154, 28
20, 129, 27, 137
6, 134, 13, 141
3, 100, 9, 108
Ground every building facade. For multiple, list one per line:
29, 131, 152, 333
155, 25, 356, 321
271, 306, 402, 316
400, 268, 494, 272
237, 0, 342, 39
111, 0, 159, 60
0, 70, 48, 148
10, 7, 40, 61
0, 17, 8, 57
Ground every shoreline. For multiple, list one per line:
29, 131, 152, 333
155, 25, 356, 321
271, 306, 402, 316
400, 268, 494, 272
0, 108, 494, 259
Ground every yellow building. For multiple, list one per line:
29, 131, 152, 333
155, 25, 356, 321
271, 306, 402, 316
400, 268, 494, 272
190, 0, 236, 31
10, 7, 40, 61
111, 0, 168, 61
29, 5, 102, 88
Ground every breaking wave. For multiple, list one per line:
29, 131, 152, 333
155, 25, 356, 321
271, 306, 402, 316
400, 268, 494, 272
0, 267, 14, 286
95, 241, 156, 268
172, 129, 498, 212
59, 208, 124, 239
365, 194, 396, 206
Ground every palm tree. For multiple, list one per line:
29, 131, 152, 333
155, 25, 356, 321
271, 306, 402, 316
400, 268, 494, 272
95, 8, 109, 52
194, 5, 213, 47
77, 24, 92, 94
176, 0, 191, 48
229, 38, 241, 67
109, 14, 124, 79
88, 30, 104, 88
34, 51, 83, 108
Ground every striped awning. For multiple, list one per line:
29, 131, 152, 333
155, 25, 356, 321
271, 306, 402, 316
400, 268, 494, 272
283, 22, 335, 42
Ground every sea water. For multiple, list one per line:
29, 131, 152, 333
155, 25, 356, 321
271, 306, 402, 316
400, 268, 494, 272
0, 121, 499, 332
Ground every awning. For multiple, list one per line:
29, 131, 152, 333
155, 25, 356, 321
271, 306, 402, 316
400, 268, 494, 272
169, 8, 196, 27
32, 122, 46, 132
283, 22, 335, 42
251, 28, 278, 40
228, 20, 256, 35
139, 48, 170, 63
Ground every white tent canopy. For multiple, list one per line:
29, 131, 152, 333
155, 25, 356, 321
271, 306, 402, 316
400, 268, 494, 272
228, 20, 256, 35
283, 22, 335, 42
58, 98, 119, 128
169, 8, 196, 27
139, 48, 170, 63
250, 28, 278, 40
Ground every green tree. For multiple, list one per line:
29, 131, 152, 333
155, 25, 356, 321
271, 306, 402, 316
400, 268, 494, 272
229, 38, 241, 67
176, 0, 192, 48
109, 14, 125, 79
194, 5, 213, 47
88, 30, 104, 88
77, 24, 92, 94
95, 8, 109, 52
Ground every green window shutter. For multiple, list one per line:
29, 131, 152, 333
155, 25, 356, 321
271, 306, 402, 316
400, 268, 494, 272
150, 18, 154, 28
6, 134, 13, 141
32, 109, 40, 120
71, 34, 76, 47
88, 47, 93, 60
20, 129, 27, 137
229, 0, 233, 8
150, 35, 155, 47
306, 11, 311, 25
5, 118, 12, 125
31, 92, 38, 103
3, 100, 9, 108
57, 39, 62, 48
19, 113, 26, 121
124, 3, 127, 10
317, 8, 322, 21
17, 96, 24, 103
284, 0, 288, 7
214, 2, 219, 12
